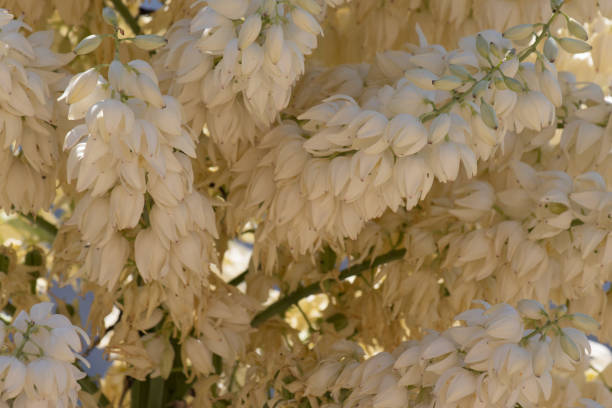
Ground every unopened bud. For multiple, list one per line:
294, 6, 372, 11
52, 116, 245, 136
557, 37, 592, 54
503, 24, 534, 41
560, 332, 581, 361
296, 0, 322, 15
433, 75, 463, 91
476, 34, 490, 59
132, 34, 168, 51
493, 76, 506, 90
74, 34, 103, 55
480, 98, 498, 129
517, 299, 546, 319
566, 17, 588, 41
490, 42, 505, 59
551, 0, 564, 11
449, 64, 472, 80
471, 79, 489, 97
504, 76, 524, 93
543, 37, 559, 62
570, 313, 601, 333
103, 7, 119, 27
499, 57, 519, 77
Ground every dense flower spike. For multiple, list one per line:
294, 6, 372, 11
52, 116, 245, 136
0, 10, 72, 213
62, 58, 218, 293
158, 0, 324, 161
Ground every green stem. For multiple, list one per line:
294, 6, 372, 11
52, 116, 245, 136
229, 270, 248, 286
250, 249, 406, 327
518, 6, 563, 62
109, 0, 141, 35
148, 377, 165, 408
19, 213, 58, 240
295, 302, 317, 332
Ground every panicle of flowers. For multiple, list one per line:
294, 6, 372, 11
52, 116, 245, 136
229, 23, 566, 268
296, 300, 606, 408
369, 159, 612, 333
0, 9, 73, 214
0, 302, 89, 408
61, 54, 218, 294
157, 0, 324, 161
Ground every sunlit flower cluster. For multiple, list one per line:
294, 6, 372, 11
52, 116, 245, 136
159, 0, 324, 160
0, 0, 611, 407
301, 300, 605, 408
0, 303, 88, 407
0, 10, 72, 213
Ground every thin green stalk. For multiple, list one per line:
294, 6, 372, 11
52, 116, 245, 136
518, 6, 563, 62
109, 0, 141, 35
250, 248, 406, 327
229, 270, 248, 286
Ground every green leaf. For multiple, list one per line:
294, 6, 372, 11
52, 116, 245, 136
319, 246, 337, 273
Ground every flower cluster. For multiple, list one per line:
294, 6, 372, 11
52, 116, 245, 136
299, 300, 604, 408
159, 0, 324, 160
229, 27, 564, 267
0, 303, 89, 407
0, 9, 72, 213
61, 59, 218, 294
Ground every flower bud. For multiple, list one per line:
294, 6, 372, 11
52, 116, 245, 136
570, 313, 601, 333
429, 113, 451, 144
566, 17, 588, 41
471, 79, 489, 97
476, 33, 490, 59
433, 75, 463, 91
503, 76, 524, 92
503, 24, 534, 41
405, 68, 438, 90
490, 42, 505, 59
102, 7, 118, 26
449, 64, 472, 80
557, 37, 592, 54
291, 7, 322, 36
499, 57, 519, 77
543, 37, 559, 62
264, 25, 284, 63
517, 299, 546, 319
132, 34, 168, 51
296, 0, 322, 15
551, 0, 564, 10
560, 332, 580, 361
74, 34, 103, 55
238, 14, 262, 50
480, 98, 498, 130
